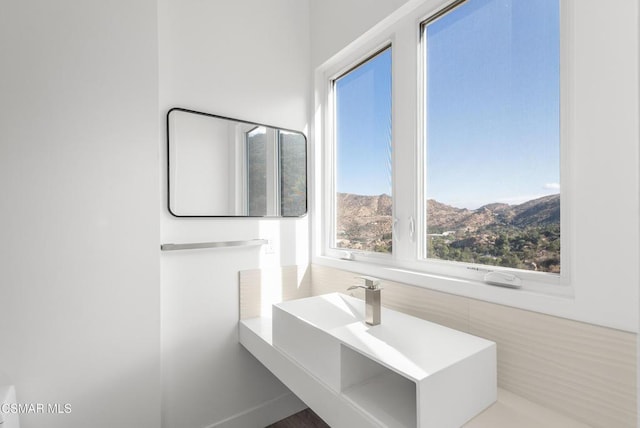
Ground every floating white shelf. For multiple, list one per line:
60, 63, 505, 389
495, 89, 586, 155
243, 293, 497, 427
341, 345, 417, 428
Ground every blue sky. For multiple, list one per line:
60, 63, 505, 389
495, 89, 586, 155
336, 0, 560, 209
335, 48, 392, 197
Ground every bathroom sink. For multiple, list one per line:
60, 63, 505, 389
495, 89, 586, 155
272, 292, 496, 427
272, 293, 365, 391
275, 292, 365, 329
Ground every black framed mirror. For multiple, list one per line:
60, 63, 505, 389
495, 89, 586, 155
167, 108, 307, 217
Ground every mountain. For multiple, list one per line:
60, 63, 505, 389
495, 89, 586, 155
337, 193, 392, 218
336, 193, 393, 252
336, 193, 561, 273
511, 194, 561, 227
428, 194, 560, 232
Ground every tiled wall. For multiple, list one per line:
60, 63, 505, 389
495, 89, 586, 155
239, 265, 312, 319
239, 264, 637, 428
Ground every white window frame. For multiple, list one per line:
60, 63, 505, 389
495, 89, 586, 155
324, 43, 396, 263
314, 0, 575, 303
414, 0, 570, 294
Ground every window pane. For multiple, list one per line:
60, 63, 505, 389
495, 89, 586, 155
424, 0, 560, 273
279, 131, 307, 216
247, 127, 267, 216
335, 48, 393, 253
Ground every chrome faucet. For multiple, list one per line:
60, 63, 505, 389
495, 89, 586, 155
347, 276, 382, 326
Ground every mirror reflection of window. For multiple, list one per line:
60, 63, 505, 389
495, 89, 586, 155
279, 131, 307, 217
246, 127, 268, 216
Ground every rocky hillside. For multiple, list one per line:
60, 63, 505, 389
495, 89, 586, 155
336, 193, 393, 253
336, 193, 561, 273
427, 194, 560, 232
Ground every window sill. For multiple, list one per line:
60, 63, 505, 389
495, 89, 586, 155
312, 254, 584, 324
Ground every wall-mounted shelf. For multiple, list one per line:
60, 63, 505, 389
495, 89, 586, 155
341, 344, 416, 428
160, 239, 268, 251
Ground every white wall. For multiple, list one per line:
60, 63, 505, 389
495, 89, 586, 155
310, 0, 410, 69
310, 0, 639, 332
159, 1, 311, 427
0, 1, 161, 428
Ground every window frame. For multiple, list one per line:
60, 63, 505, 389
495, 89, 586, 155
415, 0, 568, 290
322, 39, 397, 264
315, 0, 573, 299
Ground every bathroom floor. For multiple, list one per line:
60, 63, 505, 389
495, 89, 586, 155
266, 408, 330, 428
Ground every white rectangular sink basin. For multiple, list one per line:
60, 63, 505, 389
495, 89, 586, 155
275, 292, 365, 329
273, 293, 365, 391
272, 292, 496, 428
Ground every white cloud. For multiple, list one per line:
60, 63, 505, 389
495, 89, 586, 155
543, 182, 560, 190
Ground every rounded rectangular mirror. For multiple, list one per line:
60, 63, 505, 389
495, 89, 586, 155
167, 108, 307, 217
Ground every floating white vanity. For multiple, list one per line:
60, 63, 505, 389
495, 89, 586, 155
240, 293, 497, 428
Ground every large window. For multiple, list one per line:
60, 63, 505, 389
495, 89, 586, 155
333, 47, 393, 253
423, 0, 561, 274
320, 0, 564, 292
246, 128, 307, 217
